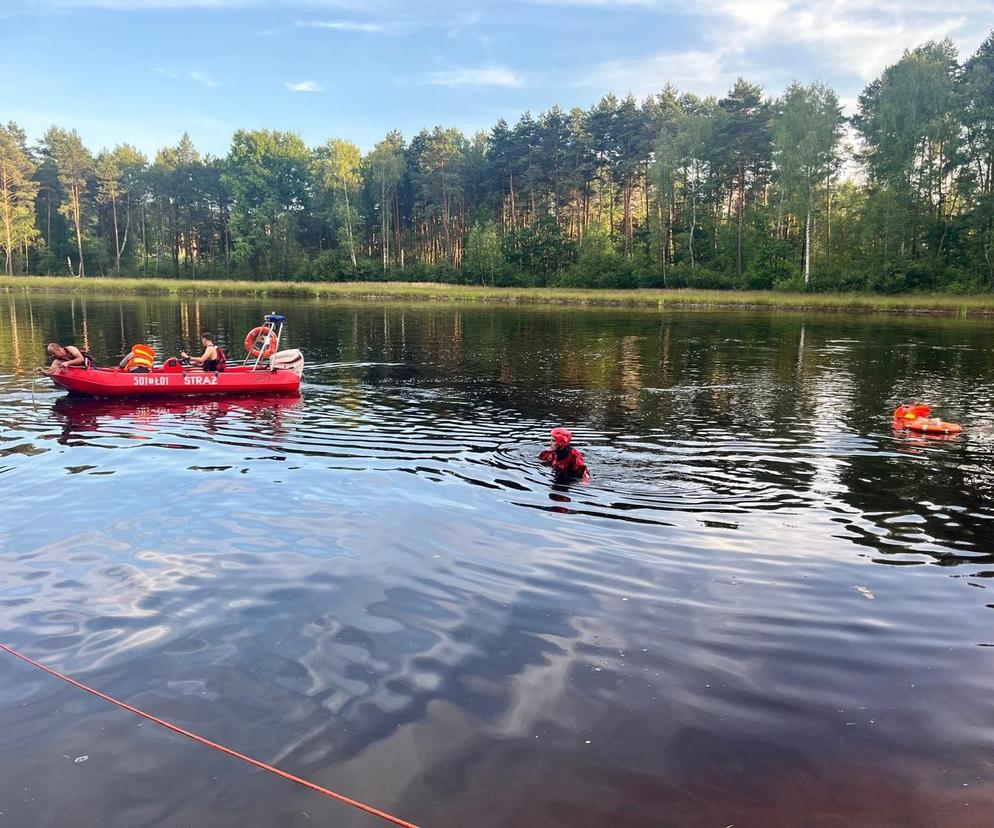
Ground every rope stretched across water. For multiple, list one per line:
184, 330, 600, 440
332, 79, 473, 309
0, 643, 418, 828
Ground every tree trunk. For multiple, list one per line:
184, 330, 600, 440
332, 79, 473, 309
73, 186, 85, 278
736, 162, 745, 278
608, 179, 614, 242
2, 186, 12, 277
689, 185, 697, 270
508, 170, 516, 231
381, 180, 388, 274
343, 184, 357, 268
657, 199, 666, 287
622, 182, 632, 256
46, 189, 52, 276
141, 202, 148, 276
111, 193, 121, 275
804, 205, 811, 285
825, 173, 832, 267
394, 193, 402, 269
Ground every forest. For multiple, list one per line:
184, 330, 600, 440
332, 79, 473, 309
1, 34, 993, 293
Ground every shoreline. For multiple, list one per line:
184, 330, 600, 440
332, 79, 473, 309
3, 275, 994, 316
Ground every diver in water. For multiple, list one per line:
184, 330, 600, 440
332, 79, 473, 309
539, 427, 590, 482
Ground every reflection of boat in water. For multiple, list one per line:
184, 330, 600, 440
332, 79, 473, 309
49, 313, 304, 399
891, 424, 961, 446
54, 393, 302, 437
54, 393, 302, 422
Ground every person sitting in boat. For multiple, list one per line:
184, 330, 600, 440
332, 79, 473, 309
36, 342, 93, 375
119, 343, 155, 373
539, 427, 590, 482
181, 332, 227, 372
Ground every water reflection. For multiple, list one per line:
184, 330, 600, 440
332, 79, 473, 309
2, 295, 994, 826
53, 394, 302, 445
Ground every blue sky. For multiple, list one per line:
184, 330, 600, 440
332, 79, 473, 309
4, 0, 991, 157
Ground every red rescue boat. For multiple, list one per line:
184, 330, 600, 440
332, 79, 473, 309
49, 313, 304, 399
51, 364, 301, 397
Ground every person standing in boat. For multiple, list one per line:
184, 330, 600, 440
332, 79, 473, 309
539, 427, 590, 482
181, 332, 227, 372
36, 342, 93, 375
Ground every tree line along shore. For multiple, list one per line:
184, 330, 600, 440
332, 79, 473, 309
6, 276, 994, 316
1, 34, 992, 295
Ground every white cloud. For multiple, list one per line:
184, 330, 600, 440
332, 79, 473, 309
706, 0, 976, 81
154, 66, 220, 88
571, 0, 990, 110
188, 69, 219, 88
37, 0, 248, 7
286, 80, 323, 93
420, 65, 525, 88
525, 0, 663, 6
576, 49, 730, 97
298, 19, 384, 33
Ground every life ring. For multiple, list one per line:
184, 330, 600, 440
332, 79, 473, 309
893, 404, 962, 434
245, 326, 278, 358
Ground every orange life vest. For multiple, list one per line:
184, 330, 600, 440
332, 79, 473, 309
124, 343, 155, 372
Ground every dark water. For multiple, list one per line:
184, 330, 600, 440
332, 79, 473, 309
2, 294, 994, 827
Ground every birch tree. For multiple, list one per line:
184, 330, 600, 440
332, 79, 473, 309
0, 122, 38, 276
772, 82, 843, 283
321, 138, 362, 269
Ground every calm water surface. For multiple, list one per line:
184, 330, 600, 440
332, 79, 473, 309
2, 294, 994, 827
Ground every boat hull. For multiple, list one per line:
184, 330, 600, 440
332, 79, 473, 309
51, 366, 301, 398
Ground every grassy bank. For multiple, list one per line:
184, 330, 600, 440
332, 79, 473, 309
3, 275, 994, 315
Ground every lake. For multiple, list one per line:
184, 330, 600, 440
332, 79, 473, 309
2, 294, 994, 827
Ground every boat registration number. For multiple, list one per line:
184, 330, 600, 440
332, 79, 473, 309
133, 375, 171, 386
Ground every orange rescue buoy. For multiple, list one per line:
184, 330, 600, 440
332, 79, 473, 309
245, 326, 278, 358
893, 404, 962, 434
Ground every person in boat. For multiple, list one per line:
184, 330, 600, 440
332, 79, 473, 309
119, 343, 155, 373
36, 342, 93, 375
539, 427, 590, 482
181, 332, 226, 372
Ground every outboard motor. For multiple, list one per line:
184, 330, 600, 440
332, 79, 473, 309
271, 349, 304, 378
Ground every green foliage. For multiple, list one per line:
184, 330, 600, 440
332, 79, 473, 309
40, 126, 93, 276
225, 129, 311, 277
463, 221, 505, 285
0, 122, 39, 275
558, 227, 635, 288
7, 29, 994, 292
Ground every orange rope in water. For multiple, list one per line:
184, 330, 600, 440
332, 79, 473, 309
0, 643, 418, 828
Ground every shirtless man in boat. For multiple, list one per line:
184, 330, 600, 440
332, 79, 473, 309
35, 343, 91, 375
181, 332, 225, 372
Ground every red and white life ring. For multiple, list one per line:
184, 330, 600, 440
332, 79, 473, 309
245, 326, 278, 358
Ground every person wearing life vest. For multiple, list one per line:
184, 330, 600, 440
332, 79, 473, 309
181, 332, 226, 372
119, 343, 155, 373
539, 427, 590, 482
36, 342, 93, 375
894, 402, 932, 421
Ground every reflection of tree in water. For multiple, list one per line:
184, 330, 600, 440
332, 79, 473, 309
8, 294, 994, 554
818, 327, 994, 564
834, 438, 994, 563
